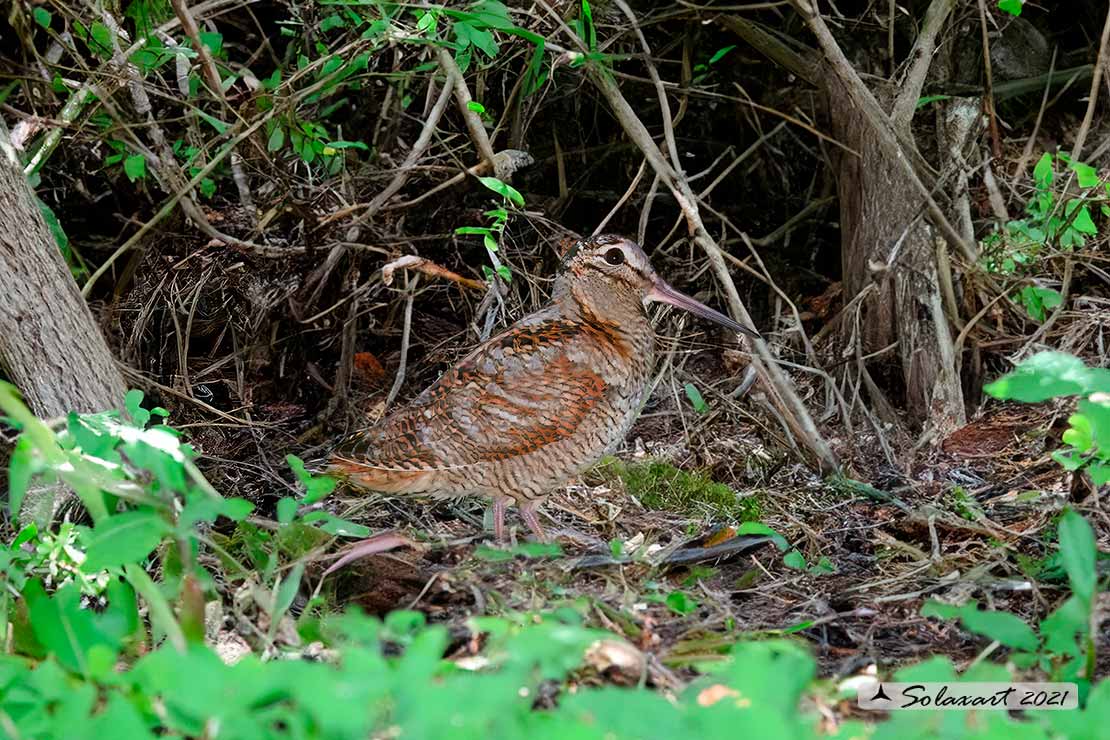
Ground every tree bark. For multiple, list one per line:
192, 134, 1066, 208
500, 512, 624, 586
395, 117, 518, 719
0, 117, 127, 518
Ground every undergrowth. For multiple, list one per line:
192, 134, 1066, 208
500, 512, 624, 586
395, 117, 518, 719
0, 350, 1108, 737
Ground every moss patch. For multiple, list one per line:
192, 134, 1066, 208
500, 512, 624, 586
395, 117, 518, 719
601, 458, 762, 522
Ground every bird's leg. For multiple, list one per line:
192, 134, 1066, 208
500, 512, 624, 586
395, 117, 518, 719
491, 496, 508, 541
518, 499, 548, 542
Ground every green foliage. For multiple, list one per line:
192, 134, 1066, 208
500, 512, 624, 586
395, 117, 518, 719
1017, 285, 1063, 322
998, 0, 1024, 16
456, 176, 522, 283
2, 385, 1110, 736
981, 152, 1103, 279
986, 352, 1110, 484
683, 382, 709, 413
922, 509, 1101, 697
605, 459, 762, 521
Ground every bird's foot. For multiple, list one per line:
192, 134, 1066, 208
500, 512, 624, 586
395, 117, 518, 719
519, 500, 548, 543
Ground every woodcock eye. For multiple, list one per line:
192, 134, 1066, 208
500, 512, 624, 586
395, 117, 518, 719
603, 247, 625, 266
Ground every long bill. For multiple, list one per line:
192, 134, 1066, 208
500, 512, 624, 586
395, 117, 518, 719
647, 279, 761, 339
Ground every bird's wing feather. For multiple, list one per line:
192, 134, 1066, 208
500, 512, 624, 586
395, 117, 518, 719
329, 319, 614, 487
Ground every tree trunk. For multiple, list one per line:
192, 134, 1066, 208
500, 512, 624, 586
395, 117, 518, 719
0, 117, 127, 519
828, 77, 966, 435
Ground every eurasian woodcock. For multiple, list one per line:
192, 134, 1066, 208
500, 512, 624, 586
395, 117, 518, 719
328, 235, 760, 540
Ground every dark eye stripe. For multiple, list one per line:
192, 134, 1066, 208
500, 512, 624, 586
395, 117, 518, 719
604, 248, 625, 265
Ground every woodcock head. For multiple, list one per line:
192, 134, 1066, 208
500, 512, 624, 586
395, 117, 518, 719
557, 234, 761, 339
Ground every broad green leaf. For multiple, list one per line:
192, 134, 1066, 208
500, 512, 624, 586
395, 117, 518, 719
984, 351, 1091, 402
735, 521, 788, 550
33, 7, 51, 28
277, 497, 298, 524
123, 154, 147, 182
1058, 509, 1096, 603
304, 512, 370, 538
1069, 160, 1100, 188
783, 549, 807, 570
8, 436, 37, 519
1040, 594, 1086, 657
665, 590, 698, 615
960, 606, 1039, 651
24, 580, 130, 674
1062, 413, 1093, 452
1068, 202, 1097, 234
998, 0, 1023, 16
270, 562, 304, 633
124, 388, 150, 427
89, 22, 114, 56
195, 110, 229, 134
683, 383, 709, 413
922, 600, 1039, 651
1033, 152, 1053, 187
83, 510, 171, 570
477, 176, 524, 206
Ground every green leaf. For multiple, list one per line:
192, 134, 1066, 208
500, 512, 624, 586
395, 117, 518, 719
326, 140, 369, 150
24, 580, 136, 674
916, 94, 951, 109
197, 31, 223, 55
270, 562, 304, 638
1033, 152, 1054, 188
665, 590, 698, 615
455, 225, 492, 236
319, 14, 346, 32
124, 388, 150, 427
302, 512, 371, 538
683, 383, 709, 414
269, 127, 287, 153
483, 233, 499, 252
735, 521, 789, 550
708, 45, 736, 64
1058, 509, 1096, 604
783, 549, 807, 570
33, 7, 51, 28
89, 22, 114, 56
35, 196, 70, 258
195, 110, 229, 135
83, 510, 171, 570
998, 0, 1023, 16
123, 154, 147, 182
922, 600, 1039, 651
467, 100, 486, 114
984, 351, 1092, 402
277, 497, 298, 524
1062, 413, 1094, 453
286, 454, 336, 504
1017, 285, 1062, 322
1068, 160, 1100, 188
1068, 202, 1097, 235
960, 607, 1039, 651
495, 264, 512, 282
7, 436, 39, 519
477, 176, 524, 206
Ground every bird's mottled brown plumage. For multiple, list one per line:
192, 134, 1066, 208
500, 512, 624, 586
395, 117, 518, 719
328, 234, 759, 540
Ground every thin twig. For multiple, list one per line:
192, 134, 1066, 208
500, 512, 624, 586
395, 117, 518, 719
976, 0, 1002, 160
385, 275, 419, 408
588, 66, 839, 472
437, 49, 497, 172
1070, 2, 1110, 161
